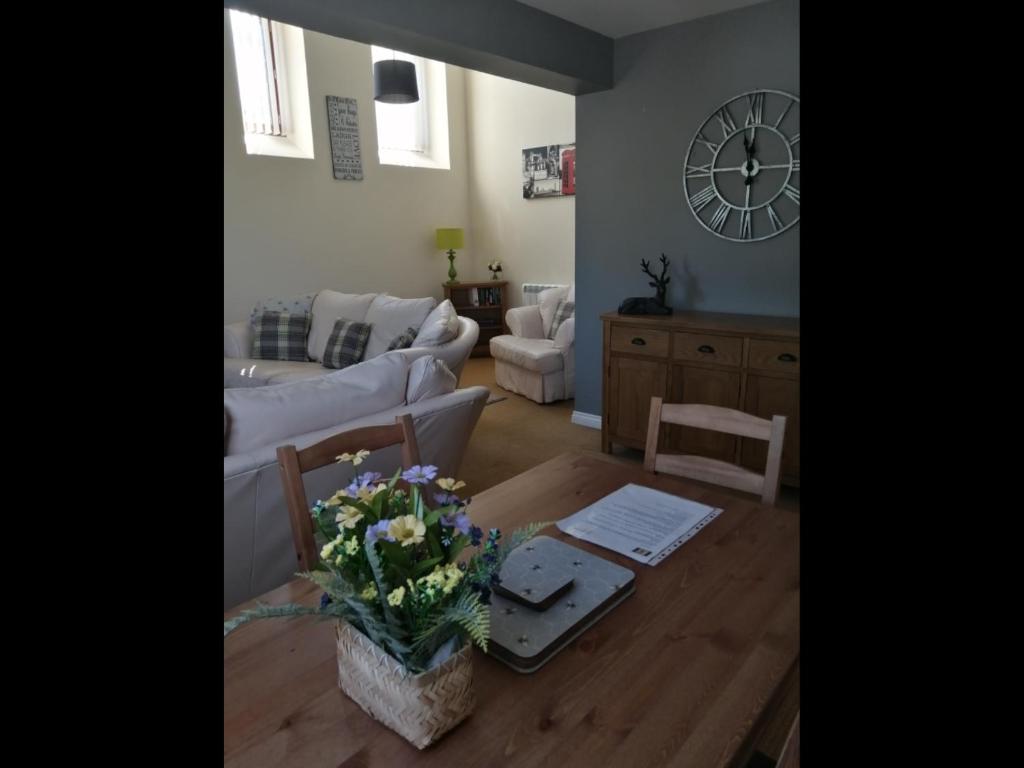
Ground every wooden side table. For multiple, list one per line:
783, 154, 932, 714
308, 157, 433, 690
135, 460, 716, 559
443, 280, 508, 358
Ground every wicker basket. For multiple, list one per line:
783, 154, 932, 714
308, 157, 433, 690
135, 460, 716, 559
335, 620, 476, 749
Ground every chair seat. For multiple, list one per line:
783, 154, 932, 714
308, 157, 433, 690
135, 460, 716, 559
489, 335, 564, 374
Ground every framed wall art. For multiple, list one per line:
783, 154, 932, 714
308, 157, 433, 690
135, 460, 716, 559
522, 143, 575, 199
326, 95, 364, 181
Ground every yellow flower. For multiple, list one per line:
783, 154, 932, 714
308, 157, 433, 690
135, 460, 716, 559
335, 506, 364, 529
387, 586, 406, 606
436, 477, 467, 492
334, 555, 344, 567
344, 537, 359, 556
360, 583, 378, 601
326, 489, 349, 506
442, 564, 464, 594
388, 515, 426, 547
336, 449, 370, 466
320, 541, 336, 560
355, 483, 388, 503
417, 566, 446, 590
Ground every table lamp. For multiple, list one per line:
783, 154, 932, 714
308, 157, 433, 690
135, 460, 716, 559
436, 228, 464, 285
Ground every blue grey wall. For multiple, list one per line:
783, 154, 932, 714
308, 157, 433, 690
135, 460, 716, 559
575, 0, 800, 417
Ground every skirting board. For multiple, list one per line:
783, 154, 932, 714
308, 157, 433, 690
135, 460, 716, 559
571, 411, 601, 430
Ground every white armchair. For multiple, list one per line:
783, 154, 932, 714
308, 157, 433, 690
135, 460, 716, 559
489, 285, 574, 403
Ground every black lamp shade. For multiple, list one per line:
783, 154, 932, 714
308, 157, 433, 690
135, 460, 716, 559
373, 60, 419, 104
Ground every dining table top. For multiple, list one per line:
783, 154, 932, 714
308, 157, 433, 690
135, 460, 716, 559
224, 451, 800, 767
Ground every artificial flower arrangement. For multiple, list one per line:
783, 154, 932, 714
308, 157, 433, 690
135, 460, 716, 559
487, 260, 503, 279
224, 450, 543, 674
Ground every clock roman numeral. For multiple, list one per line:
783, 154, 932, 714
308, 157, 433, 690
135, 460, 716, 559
688, 185, 716, 212
745, 93, 764, 126
767, 204, 784, 232
709, 203, 731, 233
695, 132, 719, 154
783, 183, 800, 206
788, 133, 800, 146
685, 163, 711, 178
714, 108, 737, 139
739, 209, 752, 240
791, 159, 800, 172
775, 98, 794, 128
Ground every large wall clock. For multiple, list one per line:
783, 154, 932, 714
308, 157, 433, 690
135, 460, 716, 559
684, 89, 799, 242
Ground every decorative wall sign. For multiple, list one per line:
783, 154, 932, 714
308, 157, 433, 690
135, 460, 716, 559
326, 95, 363, 181
683, 90, 799, 242
522, 143, 575, 198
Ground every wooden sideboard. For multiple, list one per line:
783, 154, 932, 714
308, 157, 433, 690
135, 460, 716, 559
602, 311, 801, 486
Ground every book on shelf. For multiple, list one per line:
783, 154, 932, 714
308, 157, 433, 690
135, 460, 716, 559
470, 288, 479, 306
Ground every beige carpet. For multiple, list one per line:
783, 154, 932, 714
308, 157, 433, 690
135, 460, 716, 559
457, 357, 599, 495
456, 357, 800, 513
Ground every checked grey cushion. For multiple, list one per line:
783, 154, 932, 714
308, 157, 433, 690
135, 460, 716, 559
252, 311, 311, 362
548, 299, 574, 339
387, 326, 419, 351
322, 319, 372, 369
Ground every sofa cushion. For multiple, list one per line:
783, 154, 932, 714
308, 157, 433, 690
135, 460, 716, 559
413, 299, 459, 347
249, 293, 317, 327
225, 359, 325, 388
538, 285, 571, 338
308, 291, 377, 362
252, 311, 311, 362
407, 356, 457, 403
223, 352, 410, 456
548, 299, 574, 339
363, 294, 437, 360
387, 326, 419, 351
490, 335, 564, 374
322, 319, 372, 369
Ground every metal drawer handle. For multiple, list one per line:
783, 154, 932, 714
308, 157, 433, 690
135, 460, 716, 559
777, 353, 798, 363
698, 344, 715, 354
631, 337, 646, 346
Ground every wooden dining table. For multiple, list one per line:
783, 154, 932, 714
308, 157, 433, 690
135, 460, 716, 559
224, 451, 800, 767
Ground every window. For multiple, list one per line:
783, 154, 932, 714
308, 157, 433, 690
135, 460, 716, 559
371, 47, 450, 169
229, 10, 313, 158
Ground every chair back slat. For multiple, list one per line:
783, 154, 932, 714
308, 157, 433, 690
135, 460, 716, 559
276, 413, 421, 573
659, 402, 773, 440
644, 396, 787, 506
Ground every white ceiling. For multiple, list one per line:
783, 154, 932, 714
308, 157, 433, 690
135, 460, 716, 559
515, 0, 773, 39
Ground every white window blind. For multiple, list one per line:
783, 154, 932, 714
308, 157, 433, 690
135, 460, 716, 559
230, 10, 289, 137
371, 46, 429, 153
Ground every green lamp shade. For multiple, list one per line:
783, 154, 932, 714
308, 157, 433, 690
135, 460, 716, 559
435, 228, 464, 250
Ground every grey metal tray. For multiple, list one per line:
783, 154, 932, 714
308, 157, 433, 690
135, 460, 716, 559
487, 536, 636, 673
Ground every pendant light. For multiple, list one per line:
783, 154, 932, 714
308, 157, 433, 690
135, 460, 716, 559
373, 51, 419, 104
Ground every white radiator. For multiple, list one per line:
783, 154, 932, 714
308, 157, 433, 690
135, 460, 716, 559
522, 283, 566, 305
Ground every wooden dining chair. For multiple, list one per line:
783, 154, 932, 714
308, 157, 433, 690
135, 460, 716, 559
276, 413, 421, 572
643, 397, 787, 506
776, 711, 800, 768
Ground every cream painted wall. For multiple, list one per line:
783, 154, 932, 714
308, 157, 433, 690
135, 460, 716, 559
465, 71, 575, 307
224, 12, 471, 323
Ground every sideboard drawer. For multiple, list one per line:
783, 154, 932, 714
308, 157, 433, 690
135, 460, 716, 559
748, 339, 801, 373
673, 332, 743, 367
610, 326, 670, 357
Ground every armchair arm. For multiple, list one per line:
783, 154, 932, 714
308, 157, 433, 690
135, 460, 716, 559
506, 305, 545, 339
224, 321, 253, 358
553, 315, 575, 352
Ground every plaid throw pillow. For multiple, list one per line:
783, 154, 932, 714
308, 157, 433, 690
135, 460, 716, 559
252, 311, 310, 361
322, 319, 372, 369
548, 300, 574, 339
387, 326, 420, 351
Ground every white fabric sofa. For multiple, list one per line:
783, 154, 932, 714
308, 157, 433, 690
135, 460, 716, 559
224, 290, 479, 387
224, 352, 489, 609
489, 284, 575, 403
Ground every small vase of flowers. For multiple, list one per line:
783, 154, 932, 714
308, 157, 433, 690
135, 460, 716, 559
224, 451, 543, 749
487, 260, 503, 280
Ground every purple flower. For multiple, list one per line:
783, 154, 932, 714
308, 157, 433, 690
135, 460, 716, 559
470, 525, 483, 546
346, 471, 384, 496
365, 519, 395, 544
434, 492, 459, 507
401, 465, 438, 485
440, 512, 471, 536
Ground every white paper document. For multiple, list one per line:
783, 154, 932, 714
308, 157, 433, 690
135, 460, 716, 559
556, 483, 722, 565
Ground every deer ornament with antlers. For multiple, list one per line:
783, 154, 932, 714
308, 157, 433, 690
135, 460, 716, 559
618, 254, 673, 315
